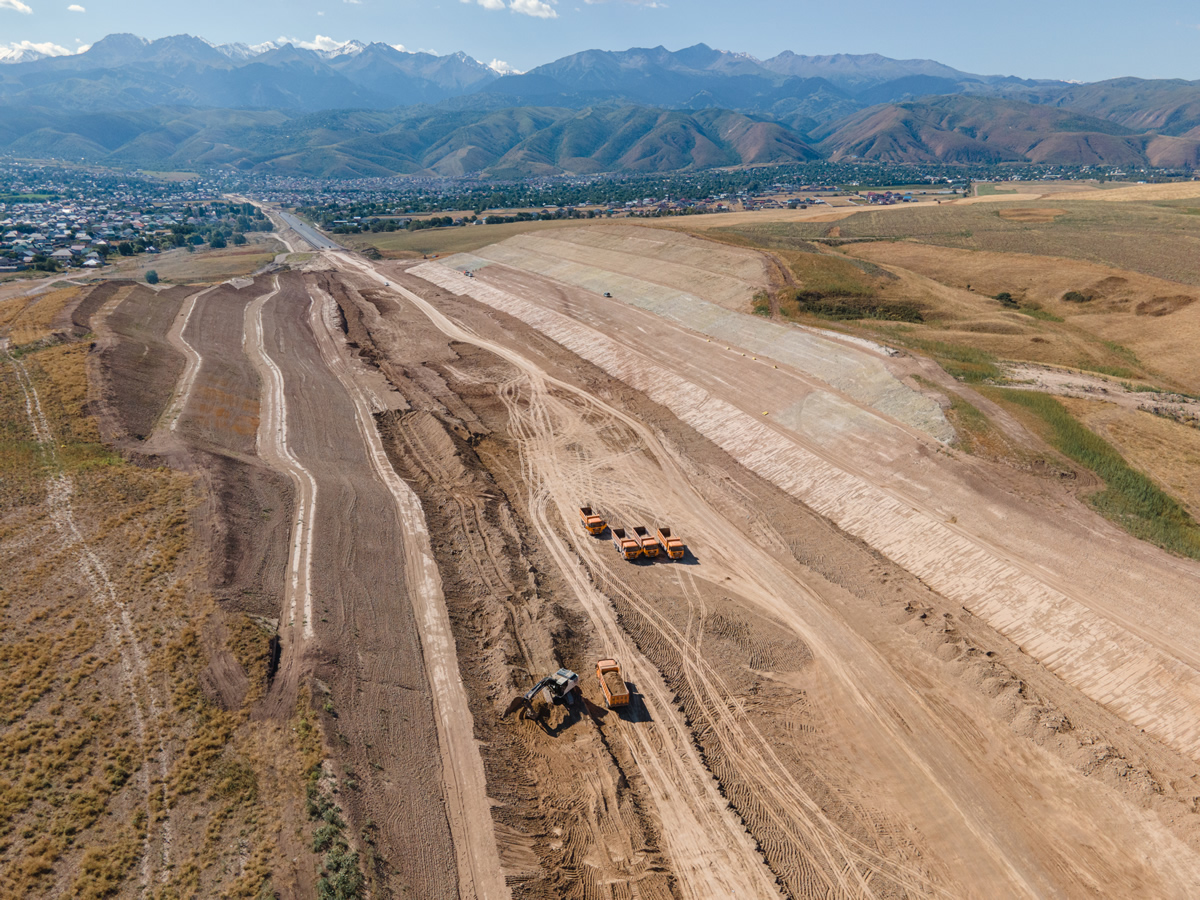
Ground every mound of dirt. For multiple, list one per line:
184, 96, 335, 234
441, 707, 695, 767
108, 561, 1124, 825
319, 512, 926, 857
1136, 295, 1196, 316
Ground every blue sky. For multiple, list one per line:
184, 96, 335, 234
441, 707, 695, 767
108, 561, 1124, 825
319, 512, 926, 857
3, 0, 1200, 81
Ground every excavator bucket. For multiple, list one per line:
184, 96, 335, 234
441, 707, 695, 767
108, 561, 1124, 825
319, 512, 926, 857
501, 696, 531, 719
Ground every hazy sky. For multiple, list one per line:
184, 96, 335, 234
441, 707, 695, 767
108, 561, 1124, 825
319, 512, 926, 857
3, 0, 1200, 81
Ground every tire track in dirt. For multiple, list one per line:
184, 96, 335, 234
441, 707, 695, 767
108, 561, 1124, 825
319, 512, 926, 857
413, 261, 1200, 767
400, 261, 1115, 895
304, 281, 508, 900
2, 344, 174, 890
490, 369, 945, 900
332, 253, 790, 898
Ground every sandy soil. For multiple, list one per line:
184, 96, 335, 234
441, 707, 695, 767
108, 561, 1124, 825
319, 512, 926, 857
66, 205, 1200, 897
353, 231, 1200, 896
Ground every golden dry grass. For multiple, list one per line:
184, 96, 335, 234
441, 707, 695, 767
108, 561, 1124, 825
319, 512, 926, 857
997, 207, 1067, 223
344, 216, 610, 258
0, 286, 312, 898
1069, 182, 1200, 203
1058, 398, 1200, 521
845, 241, 1200, 393
100, 234, 284, 284
0, 287, 76, 346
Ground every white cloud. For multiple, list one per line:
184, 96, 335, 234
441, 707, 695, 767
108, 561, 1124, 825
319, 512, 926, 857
0, 0, 33, 13
67, 3, 84, 10
511, 0, 556, 16
488, 58, 523, 74
462, 0, 507, 8
285, 34, 348, 52
0, 39, 73, 60
391, 42, 407, 52
76, 43, 89, 53
343, 0, 361, 4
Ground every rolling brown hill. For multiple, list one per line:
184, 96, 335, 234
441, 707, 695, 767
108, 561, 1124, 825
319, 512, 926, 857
0, 103, 819, 177
1020, 77, 1200, 137
815, 95, 1200, 166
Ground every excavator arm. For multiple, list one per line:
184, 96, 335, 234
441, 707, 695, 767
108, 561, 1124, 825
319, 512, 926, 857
501, 676, 554, 719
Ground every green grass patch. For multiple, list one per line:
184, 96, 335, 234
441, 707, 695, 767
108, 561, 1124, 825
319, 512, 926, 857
993, 389, 1200, 558
1017, 306, 1064, 322
1084, 364, 1138, 379
1101, 340, 1141, 366
975, 184, 1018, 196
944, 393, 993, 454
901, 339, 1002, 383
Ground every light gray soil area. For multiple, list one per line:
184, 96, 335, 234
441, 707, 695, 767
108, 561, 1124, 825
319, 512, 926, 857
453, 226, 953, 441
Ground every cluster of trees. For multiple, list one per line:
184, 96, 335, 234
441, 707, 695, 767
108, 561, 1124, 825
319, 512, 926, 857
324, 206, 603, 235
162, 202, 272, 250
292, 161, 987, 223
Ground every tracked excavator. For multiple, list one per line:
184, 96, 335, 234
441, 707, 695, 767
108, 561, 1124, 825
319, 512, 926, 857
502, 668, 580, 720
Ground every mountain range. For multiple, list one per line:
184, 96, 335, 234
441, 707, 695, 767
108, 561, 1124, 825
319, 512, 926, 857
2, 34, 1200, 175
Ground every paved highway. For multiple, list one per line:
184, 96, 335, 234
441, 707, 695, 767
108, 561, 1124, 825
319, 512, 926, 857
276, 209, 341, 250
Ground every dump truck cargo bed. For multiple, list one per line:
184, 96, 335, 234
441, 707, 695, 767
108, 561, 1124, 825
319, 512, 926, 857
633, 525, 660, 557
596, 658, 630, 708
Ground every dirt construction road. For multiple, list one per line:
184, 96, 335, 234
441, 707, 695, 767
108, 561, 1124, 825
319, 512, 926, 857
138, 210, 1200, 898
310, 237, 1200, 898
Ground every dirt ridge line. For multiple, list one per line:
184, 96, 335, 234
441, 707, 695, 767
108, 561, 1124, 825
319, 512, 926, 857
240, 276, 319, 731
306, 280, 508, 900
331, 252, 792, 897
163, 284, 219, 434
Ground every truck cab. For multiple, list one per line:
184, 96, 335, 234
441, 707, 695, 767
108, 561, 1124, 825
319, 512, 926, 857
633, 526, 660, 558
579, 506, 606, 535
611, 527, 642, 560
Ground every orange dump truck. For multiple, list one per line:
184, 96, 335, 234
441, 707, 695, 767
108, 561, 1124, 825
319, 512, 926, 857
655, 526, 685, 560
579, 506, 606, 535
633, 526, 660, 558
596, 658, 630, 708
611, 527, 641, 560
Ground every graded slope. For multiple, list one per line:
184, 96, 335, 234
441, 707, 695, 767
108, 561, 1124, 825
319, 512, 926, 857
459, 226, 953, 441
